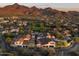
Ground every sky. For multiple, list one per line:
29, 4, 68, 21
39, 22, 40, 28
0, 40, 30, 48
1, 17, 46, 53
0, 3, 79, 11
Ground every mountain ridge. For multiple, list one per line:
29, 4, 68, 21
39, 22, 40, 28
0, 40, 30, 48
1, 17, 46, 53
0, 3, 78, 17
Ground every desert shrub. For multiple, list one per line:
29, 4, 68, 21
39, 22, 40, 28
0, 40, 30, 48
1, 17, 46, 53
39, 48, 49, 56
74, 37, 79, 42
55, 32, 64, 40
47, 48, 56, 56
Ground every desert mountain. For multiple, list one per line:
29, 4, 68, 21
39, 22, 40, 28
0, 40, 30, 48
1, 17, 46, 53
0, 3, 30, 16
0, 3, 79, 19
0, 3, 63, 16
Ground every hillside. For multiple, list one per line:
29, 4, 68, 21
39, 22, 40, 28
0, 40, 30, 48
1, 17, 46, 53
0, 3, 79, 23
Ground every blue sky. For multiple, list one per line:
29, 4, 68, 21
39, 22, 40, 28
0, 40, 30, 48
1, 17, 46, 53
0, 3, 79, 11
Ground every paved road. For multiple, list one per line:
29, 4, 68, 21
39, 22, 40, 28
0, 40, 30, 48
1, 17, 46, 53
56, 42, 79, 56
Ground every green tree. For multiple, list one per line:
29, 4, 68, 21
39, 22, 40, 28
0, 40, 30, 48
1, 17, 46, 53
74, 37, 79, 43
5, 37, 12, 44
55, 32, 64, 40
19, 26, 25, 35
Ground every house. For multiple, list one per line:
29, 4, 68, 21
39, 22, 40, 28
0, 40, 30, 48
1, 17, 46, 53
3, 20, 9, 23
2, 30, 9, 34
46, 33, 52, 39
36, 43, 42, 48
42, 41, 56, 47
11, 16, 19, 20
0, 17, 4, 20
11, 34, 32, 47
10, 28, 19, 32
36, 41, 56, 48
63, 30, 70, 35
